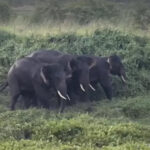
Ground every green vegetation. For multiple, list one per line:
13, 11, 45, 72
0, 94, 150, 150
0, 0, 150, 32
0, 29, 150, 97
0, 2, 11, 22
0, 0, 150, 149
0, 28, 150, 149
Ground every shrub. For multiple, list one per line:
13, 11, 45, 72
0, 2, 11, 23
133, 2, 150, 30
0, 29, 150, 97
31, 0, 119, 24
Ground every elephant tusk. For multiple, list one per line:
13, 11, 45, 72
121, 75, 126, 83
89, 84, 96, 91
57, 90, 67, 100
80, 84, 86, 92
107, 58, 110, 64
67, 94, 71, 101
40, 68, 48, 85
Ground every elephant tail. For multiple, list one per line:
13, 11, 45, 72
0, 82, 8, 92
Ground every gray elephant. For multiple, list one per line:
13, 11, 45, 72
89, 55, 126, 100
5, 57, 69, 113
28, 50, 96, 102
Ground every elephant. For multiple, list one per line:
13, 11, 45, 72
6, 57, 69, 113
28, 50, 96, 102
88, 55, 127, 100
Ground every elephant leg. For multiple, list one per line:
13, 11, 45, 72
68, 91, 79, 104
101, 84, 112, 100
67, 86, 78, 105
57, 98, 61, 108
24, 95, 37, 109
21, 95, 30, 109
10, 93, 20, 110
33, 84, 50, 109
20, 91, 36, 109
59, 99, 66, 113
30, 94, 38, 107
79, 91, 89, 102
56, 93, 66, 113
99, 75, 112, 100
9, 81, 21, 110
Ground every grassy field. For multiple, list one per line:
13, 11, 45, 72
0, 93, 150, 150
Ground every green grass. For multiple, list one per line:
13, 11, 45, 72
0, 94, 150, 150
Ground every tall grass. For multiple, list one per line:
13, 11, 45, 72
1, 20, 150, 38
1, 0, 150, 35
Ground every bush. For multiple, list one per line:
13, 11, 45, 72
121, 96, 150, 119
0, 29, 150, 97
31, 0, 119, 24
133, 2, 150, 30
0, 108, 150, 149
0, 2, 11, 23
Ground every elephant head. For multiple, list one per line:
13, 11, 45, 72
40, 64, 69, 100
107, 55, 127, 83
70, 55, 96, 92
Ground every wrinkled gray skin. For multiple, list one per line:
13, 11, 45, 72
28, 50, 96, 103
7, 57, 68, 113
89, 55, 126, 100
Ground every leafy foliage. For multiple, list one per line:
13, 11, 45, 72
31, 0, 119, 24
0, 95, 150, 149
0, 2, 11, 23
0, 29, 150, 97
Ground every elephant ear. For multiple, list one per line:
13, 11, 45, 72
40, 66, 49, 85
79, 56, 96, 69
70, 58, 78, 71
86, 57, 96, 69
66, 62, 72, 78
107, 57, 112, 70
107, 55, 121, 69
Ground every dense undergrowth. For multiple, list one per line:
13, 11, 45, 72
0, 94, 150, 150
0, 29, 150, 97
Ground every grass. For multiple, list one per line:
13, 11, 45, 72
0, 0, 150, 37
0, 93, 150, 149
0, 21, 150, 38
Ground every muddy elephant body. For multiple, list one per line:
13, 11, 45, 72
8, 57, 68, 112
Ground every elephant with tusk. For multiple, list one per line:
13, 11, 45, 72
88, 55, 127, 100
5, 57, 69, 113
75, 54, 127, 102
28, 49, 96, 104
